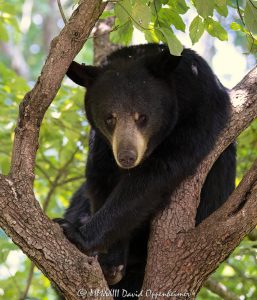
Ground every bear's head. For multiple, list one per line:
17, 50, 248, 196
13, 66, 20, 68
66, 51, 181, 169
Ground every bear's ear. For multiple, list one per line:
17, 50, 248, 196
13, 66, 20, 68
66, 61, 101, 87
145, 51, 182, 78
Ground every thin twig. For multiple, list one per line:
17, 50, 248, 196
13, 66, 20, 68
88, 24, 121, 40
249, 0, 257, 9
236, 0, 256, 54
57, 0, 67, 24
42, 146, 80, 211
0, 252, 22, 295
227, 261, 257, 285
57, 175, 85, 186
236, 0, 245, 25
204, 278, 240, 300
36, 164, 52, 183
19, 264, 35, 300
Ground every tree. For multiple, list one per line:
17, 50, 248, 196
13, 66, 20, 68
0, 0, 257, 299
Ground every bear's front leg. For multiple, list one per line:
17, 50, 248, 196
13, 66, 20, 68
75, 164, 175, 251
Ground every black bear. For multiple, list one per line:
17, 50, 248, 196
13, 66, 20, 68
55, 43, 236, 299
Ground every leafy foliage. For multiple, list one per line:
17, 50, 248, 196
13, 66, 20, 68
108, 0, 257, 55
189, 15, 205, 44
0, 1, 19, 42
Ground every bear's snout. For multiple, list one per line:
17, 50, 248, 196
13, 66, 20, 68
117, 149, 137, 169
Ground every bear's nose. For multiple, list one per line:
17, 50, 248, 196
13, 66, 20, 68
117, 150, 137, 168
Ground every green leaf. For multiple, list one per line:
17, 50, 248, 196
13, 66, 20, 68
215, 4, 228, 17
3, 16, 20, 32
169, 11, 186, 32
195, 0, 215, 17
230, 21, 243, 31
132, 2, 151, 29
0, 240, 18, 251
0, 22, 9, 42
189, 16, 205, 44
0, 3, 17, 14
204, 18, 228, 41
215, 0, 227, 6
244, 0, 257, 34
157, 27, 183, 56
99, 10, 115, 19
150, 0, 162, 16
144, 26, 160, 43
246, 33, 257, 53
0, 158, 10, 174
150, 0, 169, 4
138, 0, 150, 4
110, 20, 134, 45
158, 8, 186, 32
168, 0, 189, 14
114, 0, 132, 24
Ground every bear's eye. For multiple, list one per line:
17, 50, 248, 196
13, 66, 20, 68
135, 114, 148, 127
105, 115, 117, 129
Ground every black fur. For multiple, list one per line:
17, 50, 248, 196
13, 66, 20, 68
55, 44, 236, 299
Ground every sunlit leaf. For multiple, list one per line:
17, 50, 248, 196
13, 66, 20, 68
157, 27, 183, 55
245, 0, 257, 34
110, 20, 134, 45
114, 0, 132, 24
189, 15, 205, 44
132, 2, 151, 30
195, 0, 215, 17
204, 17, 228, 41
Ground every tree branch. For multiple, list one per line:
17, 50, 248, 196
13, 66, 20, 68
93, 3, 120, 66
204, 278, 240, 300
20, 264, 34, 300
0, 1, 110, 299
20, 147, 82, 299
142, 66, 257, 298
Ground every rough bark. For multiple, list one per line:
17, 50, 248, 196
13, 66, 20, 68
142, 67, 257, 299
0, 1, 111, 300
